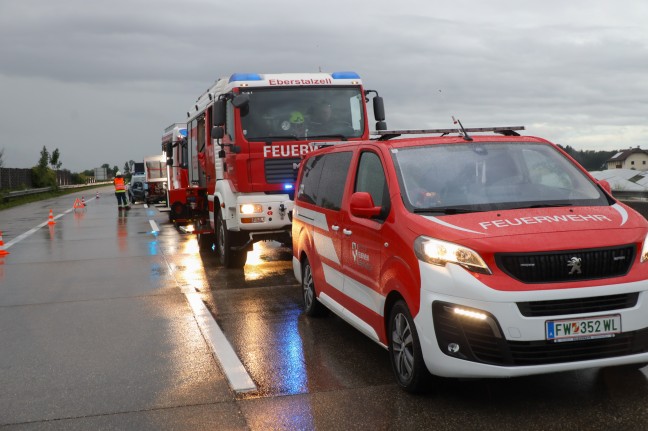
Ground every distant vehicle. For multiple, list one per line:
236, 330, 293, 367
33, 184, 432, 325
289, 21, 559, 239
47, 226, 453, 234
292, 124, 648, 393
144, 154, 167, 204
162, 123, 209, 226
128, 173, 147, 204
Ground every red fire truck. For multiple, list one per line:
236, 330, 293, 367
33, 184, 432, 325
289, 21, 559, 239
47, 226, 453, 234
185, 71, 386, 268
162, 123, 209, 227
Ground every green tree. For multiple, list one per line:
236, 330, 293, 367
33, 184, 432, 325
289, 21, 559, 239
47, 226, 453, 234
50, 148, 62, 170
38, 146, 49, 170
32, 146, 56, 188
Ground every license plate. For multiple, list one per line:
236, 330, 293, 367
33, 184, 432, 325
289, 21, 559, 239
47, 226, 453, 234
545, 314, 621, 342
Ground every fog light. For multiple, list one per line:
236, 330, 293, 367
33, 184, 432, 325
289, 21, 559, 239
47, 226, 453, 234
453, 307, 487, 320
447, 343, 460, 353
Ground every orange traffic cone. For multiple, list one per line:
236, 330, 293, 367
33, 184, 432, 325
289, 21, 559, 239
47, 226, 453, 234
0, 230, 9, 255
96, 191, 100, 199
48, 209, 56, 225
82, 196, 86, 206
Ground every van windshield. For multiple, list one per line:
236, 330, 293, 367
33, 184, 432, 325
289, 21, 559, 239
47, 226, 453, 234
392, 142, 610, 213
238, 87, 365, 141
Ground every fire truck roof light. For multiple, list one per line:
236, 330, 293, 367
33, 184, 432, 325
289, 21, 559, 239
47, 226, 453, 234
331, 71, 361, 79
229, 73, 263, 82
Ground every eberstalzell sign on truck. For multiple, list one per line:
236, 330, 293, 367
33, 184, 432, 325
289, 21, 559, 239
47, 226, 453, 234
185, 71, 386, 267
144, 154, 167, 204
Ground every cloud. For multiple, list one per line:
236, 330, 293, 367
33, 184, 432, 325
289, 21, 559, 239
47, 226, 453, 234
1, 0, 647, 170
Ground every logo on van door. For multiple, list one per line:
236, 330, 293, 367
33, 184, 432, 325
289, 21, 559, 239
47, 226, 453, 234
352, 242, 371, 269
567, 257, 582, 275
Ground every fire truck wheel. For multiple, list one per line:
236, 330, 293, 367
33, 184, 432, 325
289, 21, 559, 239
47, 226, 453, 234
197, 233, 215, 251
216, 209, 247, 268
388, 300, 431, 393
302, 257, 328, 317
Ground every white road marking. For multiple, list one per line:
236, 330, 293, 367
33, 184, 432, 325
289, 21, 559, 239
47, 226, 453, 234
185, 293, 257, 393
149, 220, 160, 232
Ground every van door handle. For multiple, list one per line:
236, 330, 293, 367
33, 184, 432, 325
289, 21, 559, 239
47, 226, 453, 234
343, 229, 352, 236
331, 225, 340, 231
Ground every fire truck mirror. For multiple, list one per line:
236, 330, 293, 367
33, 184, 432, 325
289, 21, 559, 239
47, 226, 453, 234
212, 126, 224, 140
373, 96, 385, 121
232, 94, 250, 109
166, 157, 173, 167
213, 99, 226, 126
376, 121, 387, 131
165, 142, 173, 157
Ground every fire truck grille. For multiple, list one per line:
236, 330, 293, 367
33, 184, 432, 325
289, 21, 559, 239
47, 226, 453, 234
496, 245, 635, 283
265, 158, 300, 184
517, 292, 640, 317
432, 302, 648, 366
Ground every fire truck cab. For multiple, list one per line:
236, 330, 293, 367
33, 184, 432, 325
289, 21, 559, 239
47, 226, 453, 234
186, 71, 386, 268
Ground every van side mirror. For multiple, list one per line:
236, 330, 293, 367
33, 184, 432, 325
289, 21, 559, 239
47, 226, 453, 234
166, 157, 173, 166
350, 192, 382, 218
598, 179, 612, 195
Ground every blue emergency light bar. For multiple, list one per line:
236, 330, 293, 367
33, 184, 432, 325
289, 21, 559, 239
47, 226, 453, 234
331, 71, 361, 79
283, 184, 294, 190
229, 72, 361, 83
179, 129, 187, 137
229, 73, 263, 82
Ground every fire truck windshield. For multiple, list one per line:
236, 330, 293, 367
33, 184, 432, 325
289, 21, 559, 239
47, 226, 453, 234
238, 87, 365, 141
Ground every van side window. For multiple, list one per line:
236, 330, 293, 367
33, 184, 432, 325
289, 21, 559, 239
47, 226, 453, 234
355, 151, 388, 208
297, 151, 352, 210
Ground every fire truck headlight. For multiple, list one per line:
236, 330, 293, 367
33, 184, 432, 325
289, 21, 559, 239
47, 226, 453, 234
414, 236, 491, 275
240, 204, 263, 215
641, 234, 648, 263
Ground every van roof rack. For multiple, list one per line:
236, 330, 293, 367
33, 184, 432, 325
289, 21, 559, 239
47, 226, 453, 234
371, 126, 525, 141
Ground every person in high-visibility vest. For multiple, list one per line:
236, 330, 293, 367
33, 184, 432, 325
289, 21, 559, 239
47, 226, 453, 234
113, 171, 129, 210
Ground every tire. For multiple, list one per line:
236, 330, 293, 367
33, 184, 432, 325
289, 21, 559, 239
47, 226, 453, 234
302, 257, 328, 317
129, 194, 135, 205
216, 209, 247, 268
197, 232, 215, 251
388, 300, 431, 393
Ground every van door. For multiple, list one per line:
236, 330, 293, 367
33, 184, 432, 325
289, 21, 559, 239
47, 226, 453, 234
296, 150, 354, 308
340, 150, 389, 338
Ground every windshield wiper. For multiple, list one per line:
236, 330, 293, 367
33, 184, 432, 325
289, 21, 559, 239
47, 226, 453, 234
511, 203, 573, 209
307, 134, 348, 141
414, 207, 484, 215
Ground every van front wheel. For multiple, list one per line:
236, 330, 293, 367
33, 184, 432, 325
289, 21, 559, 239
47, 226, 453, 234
388, 300, 430, 393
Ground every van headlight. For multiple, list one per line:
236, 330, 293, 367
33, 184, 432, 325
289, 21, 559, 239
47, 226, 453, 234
414, 236, 491, 275
641, 234, 648, 263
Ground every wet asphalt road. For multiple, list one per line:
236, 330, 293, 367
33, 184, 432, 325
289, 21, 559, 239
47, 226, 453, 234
2, 187, 648, 430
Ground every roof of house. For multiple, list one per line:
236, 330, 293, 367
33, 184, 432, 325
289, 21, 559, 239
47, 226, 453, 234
606, 148, 648, 162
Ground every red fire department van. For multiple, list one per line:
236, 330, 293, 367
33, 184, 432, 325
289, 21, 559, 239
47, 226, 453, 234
186, 71, 385, 267
292, 124, 648, 392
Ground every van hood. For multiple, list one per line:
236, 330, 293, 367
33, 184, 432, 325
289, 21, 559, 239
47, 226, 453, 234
416, 204, 645, 241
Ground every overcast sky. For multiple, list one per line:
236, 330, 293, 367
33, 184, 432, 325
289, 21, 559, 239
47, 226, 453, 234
1, 0, 647, 172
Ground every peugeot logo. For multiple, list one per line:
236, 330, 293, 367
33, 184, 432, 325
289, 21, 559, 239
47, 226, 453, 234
567, 257, 582, 275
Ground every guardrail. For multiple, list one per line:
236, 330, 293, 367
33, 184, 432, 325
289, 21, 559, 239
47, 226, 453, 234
3, 187, 53, 202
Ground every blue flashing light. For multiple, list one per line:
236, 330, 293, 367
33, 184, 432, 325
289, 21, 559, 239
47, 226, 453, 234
284, 183, 294, 190
179, 129, 187, 137
331, 71, 361, 79
229, 73, 263, 83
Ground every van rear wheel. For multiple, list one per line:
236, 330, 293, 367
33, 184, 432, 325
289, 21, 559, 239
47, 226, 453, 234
302, 257, 327, 317
388, 300, 431, 393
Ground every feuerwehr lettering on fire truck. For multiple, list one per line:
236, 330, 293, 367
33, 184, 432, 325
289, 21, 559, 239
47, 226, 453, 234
264, 143, 314, 158
478, 214, 612, 230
